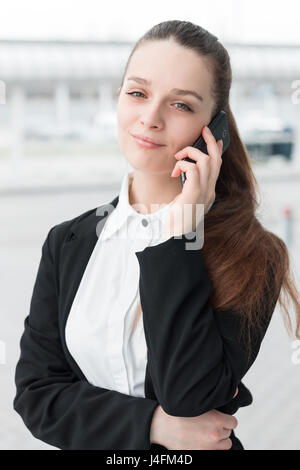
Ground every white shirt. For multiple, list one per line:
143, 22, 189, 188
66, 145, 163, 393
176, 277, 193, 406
65, 170, 173, 398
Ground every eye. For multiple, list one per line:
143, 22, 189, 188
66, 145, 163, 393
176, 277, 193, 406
126, 91, 193, 112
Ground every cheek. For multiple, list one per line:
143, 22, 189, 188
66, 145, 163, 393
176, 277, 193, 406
116, 102, 130, 127
117, 96, 137, 123
179, 120, 208, 149
170, 122, 199, 153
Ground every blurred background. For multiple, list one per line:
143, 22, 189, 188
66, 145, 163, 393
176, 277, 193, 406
1, 0, 300, 450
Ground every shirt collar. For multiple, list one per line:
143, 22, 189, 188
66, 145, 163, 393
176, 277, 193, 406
99, 171, 173, 241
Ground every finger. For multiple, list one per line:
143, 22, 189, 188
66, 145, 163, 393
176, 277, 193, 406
218, 412, 238, 430
175, 146, 212, 184
203, 126, 222, 161
174, 130, 222, 192
202, 128, 223, 186
218, 139, 223, 155
171, 160, 200, 187
175, 146, 207, 163
220, 427, 232, 440
233, 387, 239, 398
175, 148, 210, 192
218, 438, 233, 451
202, 127, 222, 166
193, 127, 219, 190
175, 129, 223, 163
195, 152, 210, 195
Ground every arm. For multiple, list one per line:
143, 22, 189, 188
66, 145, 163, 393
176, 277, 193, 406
13, 226, 158, 450
135, 233, 279, 417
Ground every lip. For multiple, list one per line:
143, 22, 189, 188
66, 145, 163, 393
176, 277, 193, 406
131, 133, 164, 148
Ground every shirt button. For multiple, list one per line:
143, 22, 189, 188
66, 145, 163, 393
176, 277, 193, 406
141, 218, 149, 227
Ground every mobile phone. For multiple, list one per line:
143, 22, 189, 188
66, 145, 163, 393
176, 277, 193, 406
180, 110, 230, 187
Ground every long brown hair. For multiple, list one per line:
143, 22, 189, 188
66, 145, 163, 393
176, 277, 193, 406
118, 20, 300, 358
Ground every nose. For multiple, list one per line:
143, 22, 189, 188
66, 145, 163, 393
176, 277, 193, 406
140, 103, 164, 128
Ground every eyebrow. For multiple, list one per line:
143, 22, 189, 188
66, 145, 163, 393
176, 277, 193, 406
126, 76, 204, 103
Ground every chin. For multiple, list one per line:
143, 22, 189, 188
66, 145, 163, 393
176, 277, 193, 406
128, 151, 153, 166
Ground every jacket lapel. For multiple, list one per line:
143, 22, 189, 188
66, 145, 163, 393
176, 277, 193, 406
56, 194, 157, 402
58, 195, 119, 379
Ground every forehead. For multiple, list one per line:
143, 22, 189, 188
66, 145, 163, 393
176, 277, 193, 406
126, 40, 213, 95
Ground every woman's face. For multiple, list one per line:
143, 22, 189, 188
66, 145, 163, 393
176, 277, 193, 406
116, 39, 215, 175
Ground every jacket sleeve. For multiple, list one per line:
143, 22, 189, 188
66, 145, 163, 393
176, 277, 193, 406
135, 233, 280, 417
13, 226, 159, 450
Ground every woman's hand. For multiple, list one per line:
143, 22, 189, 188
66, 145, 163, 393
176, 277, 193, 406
163, 126, 223, 237
150, 404, 238, 450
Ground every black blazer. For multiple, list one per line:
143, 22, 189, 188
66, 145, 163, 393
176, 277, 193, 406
13, 195, 280, 450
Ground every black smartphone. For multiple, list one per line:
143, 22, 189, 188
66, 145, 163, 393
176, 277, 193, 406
180, 110, 230, 187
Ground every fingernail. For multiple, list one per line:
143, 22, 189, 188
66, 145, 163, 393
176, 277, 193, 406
204, 126, 211, 134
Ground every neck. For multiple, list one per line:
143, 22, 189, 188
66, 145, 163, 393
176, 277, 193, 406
128, 170, 182, 215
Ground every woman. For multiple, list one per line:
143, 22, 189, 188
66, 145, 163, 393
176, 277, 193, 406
13, 20, 300, 451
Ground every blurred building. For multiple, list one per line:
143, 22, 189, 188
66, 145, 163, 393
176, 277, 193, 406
0, 39, 299, 164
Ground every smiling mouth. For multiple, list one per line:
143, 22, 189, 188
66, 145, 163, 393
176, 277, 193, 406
132, 135, 164, 149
